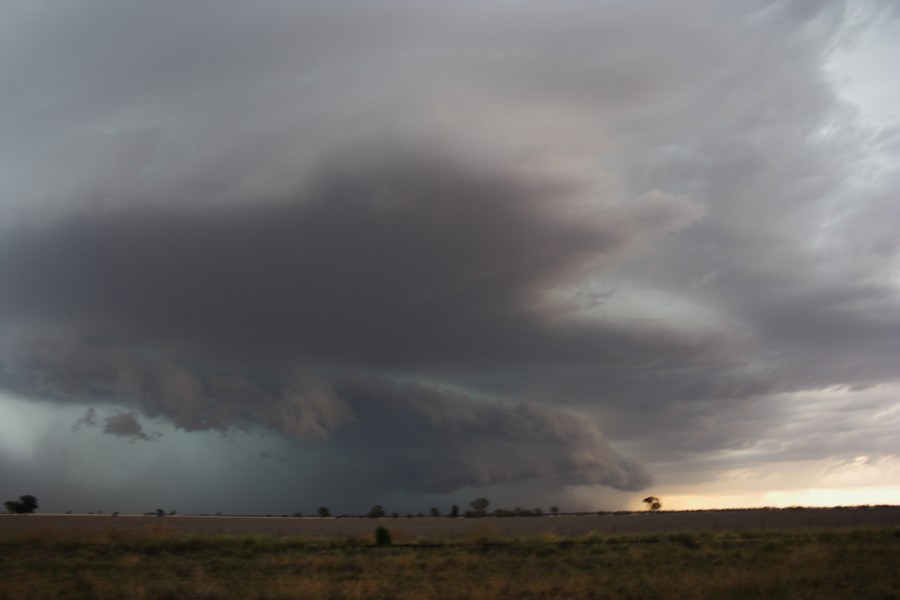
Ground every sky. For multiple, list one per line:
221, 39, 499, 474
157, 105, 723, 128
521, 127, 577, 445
1, 0, 899, 516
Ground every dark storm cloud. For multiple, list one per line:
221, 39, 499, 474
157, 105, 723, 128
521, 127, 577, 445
102, 412, 158, 442
0, 333, 651, 492
0, 334, 353, 439
1, 0, 899, 510
0, 149, 703, 367
317, 375, 651, 494
70, 407, 157, 442
0, 150, 693, 492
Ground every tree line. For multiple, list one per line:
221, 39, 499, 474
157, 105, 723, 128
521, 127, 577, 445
4, 493, 665, 517
316, 498, 565, 519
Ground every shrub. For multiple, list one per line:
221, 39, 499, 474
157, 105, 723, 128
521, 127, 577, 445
375, 525, 392, 547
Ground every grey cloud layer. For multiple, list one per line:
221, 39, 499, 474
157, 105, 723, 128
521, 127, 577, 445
0, 149, 681, 493
0, 334, 650, 493
1, 0, 898, 509
0, 150, 703, 366
317, 376, 651, 494
0, 335, 352, 439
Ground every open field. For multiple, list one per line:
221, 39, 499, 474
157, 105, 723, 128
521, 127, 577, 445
2, 508, 898, 599
0, 522, 897, 599
2, 506, 899, 538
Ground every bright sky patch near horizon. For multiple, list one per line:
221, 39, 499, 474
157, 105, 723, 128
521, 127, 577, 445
0, 0, 898, 515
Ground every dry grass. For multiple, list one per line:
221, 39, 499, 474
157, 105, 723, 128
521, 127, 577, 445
3, 506, 898, 539
0, 524, 897, 599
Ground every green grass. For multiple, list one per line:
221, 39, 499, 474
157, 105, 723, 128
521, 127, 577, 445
0, 526, 897, 599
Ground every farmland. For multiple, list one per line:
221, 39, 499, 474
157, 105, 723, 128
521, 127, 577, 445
1, 508, 897, 599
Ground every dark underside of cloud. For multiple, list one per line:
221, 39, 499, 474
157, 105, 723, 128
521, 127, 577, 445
0, 150, 705, 368
0, 151, 702, 493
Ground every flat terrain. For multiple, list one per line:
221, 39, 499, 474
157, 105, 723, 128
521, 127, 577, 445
0, 519, 897, 599
2, 506, 898, 538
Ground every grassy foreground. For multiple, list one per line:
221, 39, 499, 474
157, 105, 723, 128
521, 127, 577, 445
0, 525, 897, 599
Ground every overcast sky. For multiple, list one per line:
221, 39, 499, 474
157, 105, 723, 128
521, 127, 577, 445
1, 0, 898, 515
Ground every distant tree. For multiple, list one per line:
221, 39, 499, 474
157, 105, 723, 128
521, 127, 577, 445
468, 497, 490, 517
4, 495, 38, 514
318, 506, 331, 518
643, 496, 662, 512
21, 495, 38, 513
155, 508, 165, 517
550, 506, 560, 516
367, 505, 386, 519
533, 507, 543, 517
449, 505, 460, 518
430, 507, 440, 518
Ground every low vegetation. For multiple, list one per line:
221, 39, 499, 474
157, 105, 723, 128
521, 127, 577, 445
0, 524, 896, 599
